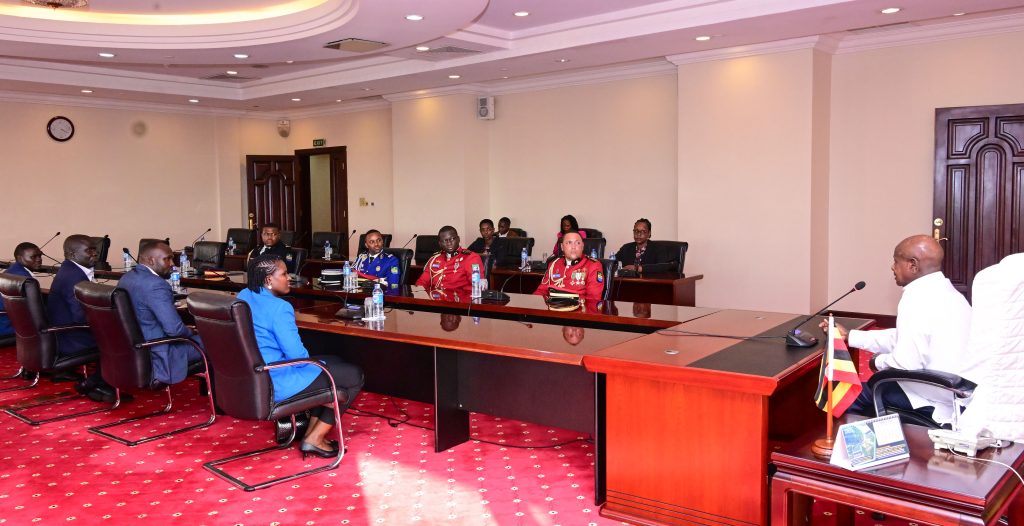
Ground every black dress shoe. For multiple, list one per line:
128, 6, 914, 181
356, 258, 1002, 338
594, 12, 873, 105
74, 379, 93, 396
299, 441, 340, 459
86, 385, 132, 404
51, 370, 84, 383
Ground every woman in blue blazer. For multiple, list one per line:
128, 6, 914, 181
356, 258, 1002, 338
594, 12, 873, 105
238, 255, 364, 458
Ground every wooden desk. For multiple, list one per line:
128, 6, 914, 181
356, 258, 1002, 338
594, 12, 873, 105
771, 423, 1024, 526
583, 312, 873, 526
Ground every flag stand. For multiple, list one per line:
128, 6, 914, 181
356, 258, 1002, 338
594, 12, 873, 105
811, 379, 835, 459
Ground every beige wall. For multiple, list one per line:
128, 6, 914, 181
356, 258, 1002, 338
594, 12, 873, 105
829, 30, 1024, 314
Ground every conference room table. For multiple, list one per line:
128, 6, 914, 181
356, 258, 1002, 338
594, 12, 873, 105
7, 262, 872, 526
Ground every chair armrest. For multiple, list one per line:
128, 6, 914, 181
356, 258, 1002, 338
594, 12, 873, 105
257, 358, 330, 376
868, 368, 977, 392
135, 336, 205, 355
41, 323, 90, 334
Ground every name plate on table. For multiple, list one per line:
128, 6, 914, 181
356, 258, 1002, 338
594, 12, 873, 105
831, 414, 909, 471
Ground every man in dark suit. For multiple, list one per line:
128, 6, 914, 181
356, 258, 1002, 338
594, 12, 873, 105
247, 222, 289, 260
1, 242, 42, 337
48, 234, 114, 399
117, 241, 203, 385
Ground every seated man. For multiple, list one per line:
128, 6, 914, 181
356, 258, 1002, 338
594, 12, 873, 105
48, 234, 113, 399
497, 217, 519, 238
353, 229, 401, 288
414, 226, 486, 290
117, 241, 203, 385
1, 242, 42, 337
534, 231, 605, 301
248, 222, 289, 261
616, 218, 672, 274
831, 234, 972, 424
467, 219, 508, 257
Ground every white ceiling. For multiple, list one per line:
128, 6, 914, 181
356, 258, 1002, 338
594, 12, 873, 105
1, 0, 1023, 113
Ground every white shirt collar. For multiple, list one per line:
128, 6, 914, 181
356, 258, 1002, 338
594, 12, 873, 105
70, 260, 95, 282
902, 270, 944, 294
139, 264, 160, 277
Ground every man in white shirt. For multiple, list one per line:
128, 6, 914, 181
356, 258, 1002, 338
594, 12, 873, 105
831, 235, 972, 423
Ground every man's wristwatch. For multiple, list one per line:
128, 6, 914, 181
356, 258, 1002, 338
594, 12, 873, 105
869, 354, 880, 373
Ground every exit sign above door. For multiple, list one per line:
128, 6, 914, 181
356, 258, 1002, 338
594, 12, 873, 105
313, 138, 326, 147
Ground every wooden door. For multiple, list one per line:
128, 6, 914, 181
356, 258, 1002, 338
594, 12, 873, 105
245, 155, 302, 237
934, 104, 1024, 300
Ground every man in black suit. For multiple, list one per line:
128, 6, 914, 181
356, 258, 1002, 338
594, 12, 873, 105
248, 222, 289, 260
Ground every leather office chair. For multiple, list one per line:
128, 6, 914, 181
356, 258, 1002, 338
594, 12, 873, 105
0, 274, 114, 424
480, 253, 495, 281
226, 228, 257, 255
582, 237, 607, 259
192, 241, 227, 270
509, 228, 527, 238
868, 369, 976, 428
187, 291, 348, 491
285, 247, 307, 275
138, 237, 170, 257
501, 237, 535, 267
279, 230, 296, 247
599, 258, 616, 301
310, 232, 344, 259
579, 228, 603, 239
414, 235, 439, 265
382, 248, 413, 285
74, 282, 215, 446
90, 235, 111, 271
356, 233, 394, 254
655, 240, 689, 275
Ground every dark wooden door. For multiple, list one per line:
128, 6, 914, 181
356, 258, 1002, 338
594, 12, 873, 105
934, 104, 1024, 299
245, 155, 302, 238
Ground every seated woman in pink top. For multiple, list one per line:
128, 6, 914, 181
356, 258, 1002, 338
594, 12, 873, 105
552, 214, 586, 257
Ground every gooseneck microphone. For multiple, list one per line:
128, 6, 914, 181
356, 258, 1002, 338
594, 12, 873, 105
482, 272, 517, 302
39, 251, 62, 264
38, 231, 61, 250
399, 234, 418, 249
122, 247, 139, 264
785, 281, 866, 347
191, 227, 212, 247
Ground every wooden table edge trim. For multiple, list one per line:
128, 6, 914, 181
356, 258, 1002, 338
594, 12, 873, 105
583, 355, 779, 395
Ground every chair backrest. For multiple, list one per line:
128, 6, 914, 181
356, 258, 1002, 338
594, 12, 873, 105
656, 240, 689, 275
582, 237, 607, 259
286, 247, 307, 274
226, 228, 257, 254
599, 258, 616, 300
509, 228, 527, 238
188, 291, 273, 421
0, 274, 56, 371
279, 230, 296, 247
193, 241, 227, 269
356, 233, 394, 254
480, 253, 495, 281
138, 238, 170, 257
382, 248, 413, 285
74, 282, 155, 390
310, 231, 344, 259
414, 235, 439, 265
500, 237, 535, 267
89, 235, 111, 270
579, 228, 603, 239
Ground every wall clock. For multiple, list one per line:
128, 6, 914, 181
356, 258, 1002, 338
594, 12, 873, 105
47, 116, 75, 142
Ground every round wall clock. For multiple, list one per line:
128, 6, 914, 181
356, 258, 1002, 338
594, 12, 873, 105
47, 116, 75, 142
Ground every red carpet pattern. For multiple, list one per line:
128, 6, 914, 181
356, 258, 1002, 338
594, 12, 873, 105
0, 349, 627, 525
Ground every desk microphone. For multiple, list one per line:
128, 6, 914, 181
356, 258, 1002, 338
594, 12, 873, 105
785, 281, 866, 347
39, 251, 62, 264
122, 247, 139, 265
191, 227, 212, 247
482, 272, 516, 302
38, 231, 61, 250
398, 234, 418, 249
344, 229, 357, 258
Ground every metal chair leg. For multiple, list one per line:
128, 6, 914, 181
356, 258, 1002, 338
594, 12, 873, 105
4, 366, 117, 425
0, 368, 39, 393
88, 376, 217, 446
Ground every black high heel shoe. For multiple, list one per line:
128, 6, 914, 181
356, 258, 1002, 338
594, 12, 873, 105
300, 441, 339, 459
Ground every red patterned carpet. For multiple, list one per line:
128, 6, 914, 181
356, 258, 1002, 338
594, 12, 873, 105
0, 347, 627, 525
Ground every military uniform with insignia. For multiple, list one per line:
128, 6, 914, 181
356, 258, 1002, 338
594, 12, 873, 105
415, 248, 485, 290
534, 256, 605, 300
354, 250, 401, 288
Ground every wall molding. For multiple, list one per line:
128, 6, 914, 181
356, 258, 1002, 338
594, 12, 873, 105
667, 35, 840, 65
835, 11, 1024, 54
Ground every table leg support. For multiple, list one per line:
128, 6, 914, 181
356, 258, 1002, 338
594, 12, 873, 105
433, 347, 469, 452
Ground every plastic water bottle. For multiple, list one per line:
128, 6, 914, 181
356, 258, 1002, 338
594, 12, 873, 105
471, 270, 481, 299
371, 283, 384, 319
342, 261, 352, 289
324, 240, 333, 260
123, 251, 133, 271
520, 247, 528, 271
609, 252, 618, 276
590, 248, 598, 259
226, 237, 235, 255
169, 266, 181, 293
180, 251, 189, 273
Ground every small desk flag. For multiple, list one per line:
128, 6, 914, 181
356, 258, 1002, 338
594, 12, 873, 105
813, 315, 862, 417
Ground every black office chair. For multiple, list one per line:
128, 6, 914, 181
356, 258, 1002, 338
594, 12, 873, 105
193, 241, 227, 270
0, 274, 114, 424
310, 232, 344, 259
90, 235, 111, 271
226, 228, 257, 255
868, 369, 976, 429
74, 282, 215, 446
655, 241, 689, 276
509, 228, 527, 238
582, 238, 607, 259
356, 233, 394, 254
279, 230, 296, 247
501, 237, 535, 267
579, 228, 603, 239
187, 291, 348, 491
285, 247, 307, 275
138, 237, 171, 257
480, 254, 495, 281
598, 259, 616, 300
414, 235, 439, 265
382, 248, 413, 285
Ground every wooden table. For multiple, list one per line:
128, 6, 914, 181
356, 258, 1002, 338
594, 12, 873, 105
771, 423, 1024, 526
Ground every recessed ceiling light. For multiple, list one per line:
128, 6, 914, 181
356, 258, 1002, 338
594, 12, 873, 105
952, 12, 966, 16
695, 35, 712, 41
555, 58, 570, 63
336, 99, 342, 102
226, 70, 238, 75
415, 46, 430, 52
405, 14, 423, 21
285, 60, 294, 64
188, 99, 199, 103
233, 53, 249, 59
97, 52, 115, 58
80, 89, 93, 93
502, 76, 509, 79
448, 74, 461, 79
291, 98, 301, 102
362, 88, 372, 91
881, 7, 901, 14
514, 11, 529, 17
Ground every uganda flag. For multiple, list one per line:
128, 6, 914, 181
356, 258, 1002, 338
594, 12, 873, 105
813, 315, 862, 417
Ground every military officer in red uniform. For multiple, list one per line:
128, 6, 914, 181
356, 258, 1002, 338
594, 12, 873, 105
534, 231, 605, 300
415, 226, 487, 290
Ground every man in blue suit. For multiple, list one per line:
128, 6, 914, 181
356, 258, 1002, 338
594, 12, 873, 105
117, 240, 202, 384
1, 242, 42, 337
